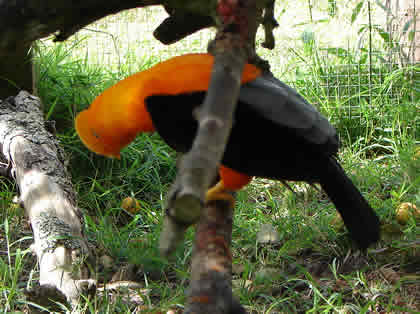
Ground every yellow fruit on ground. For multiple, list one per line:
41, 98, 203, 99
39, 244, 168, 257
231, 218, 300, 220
395, 202, 419, 225
121, 197, 141, 214
413, 146, 420, 160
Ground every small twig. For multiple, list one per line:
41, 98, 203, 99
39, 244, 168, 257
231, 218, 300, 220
262, 0, 278, 49
154, 8, 214, 44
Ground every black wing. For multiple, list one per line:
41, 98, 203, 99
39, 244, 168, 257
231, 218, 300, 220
145, 92, 203, 153
239, 74, 337, 145
146, 74, 338, 151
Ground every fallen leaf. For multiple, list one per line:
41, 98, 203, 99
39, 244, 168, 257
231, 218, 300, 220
121, 197, 141, 214
395, 202, 419, 225
379, 267, 400, 284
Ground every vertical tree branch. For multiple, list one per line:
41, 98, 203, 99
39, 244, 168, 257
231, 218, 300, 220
160, 0, 261, 257
160, 1, 262, 312
185, 200, 245, 313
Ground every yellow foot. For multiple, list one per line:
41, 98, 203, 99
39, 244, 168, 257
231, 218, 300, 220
205, 181, 235, 209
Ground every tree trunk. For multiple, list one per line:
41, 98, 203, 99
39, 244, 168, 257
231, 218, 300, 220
185, 200, 247, 314
0, 91, 95, 308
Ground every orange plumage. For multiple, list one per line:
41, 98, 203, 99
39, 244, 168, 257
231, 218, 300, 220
76, 53, 381, 249
76, 53, 260, 189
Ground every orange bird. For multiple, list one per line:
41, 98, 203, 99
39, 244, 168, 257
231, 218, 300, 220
76, 53, 380, 249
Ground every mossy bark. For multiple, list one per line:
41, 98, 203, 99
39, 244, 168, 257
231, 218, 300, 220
0, 91, 95, 308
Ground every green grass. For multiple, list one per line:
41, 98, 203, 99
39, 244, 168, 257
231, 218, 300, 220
1, 6, 419, 313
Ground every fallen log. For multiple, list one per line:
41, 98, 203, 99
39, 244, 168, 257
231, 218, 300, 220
0, 91, 95, 308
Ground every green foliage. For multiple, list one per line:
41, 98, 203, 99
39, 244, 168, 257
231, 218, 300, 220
33, 40, 105, 126
288, 29, 418, 146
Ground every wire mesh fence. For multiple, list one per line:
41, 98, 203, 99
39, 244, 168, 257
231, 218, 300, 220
63, 7, 214, 73
43, 1, 418, 124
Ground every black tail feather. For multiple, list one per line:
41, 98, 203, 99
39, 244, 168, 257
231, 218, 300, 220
319, 157, 380, 249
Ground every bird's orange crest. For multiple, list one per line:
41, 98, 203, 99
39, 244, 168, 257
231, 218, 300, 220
75, 53, 261, 157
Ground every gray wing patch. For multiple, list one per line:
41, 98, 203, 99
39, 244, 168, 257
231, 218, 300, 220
239, 75, 337, 145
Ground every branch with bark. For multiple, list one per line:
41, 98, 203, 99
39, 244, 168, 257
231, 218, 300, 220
160, 0, 263, 254
0, 0, 160, 97
185, 199, 246, 313
154, 5, 215, 44
0, 91, 95, 308
160, 0, 268, 312
0, 0, 160, 53
261, 0, 278, 49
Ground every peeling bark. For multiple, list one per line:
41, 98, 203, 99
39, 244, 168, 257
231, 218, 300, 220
185, 200, 245, 314
0, 91, 95, 306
